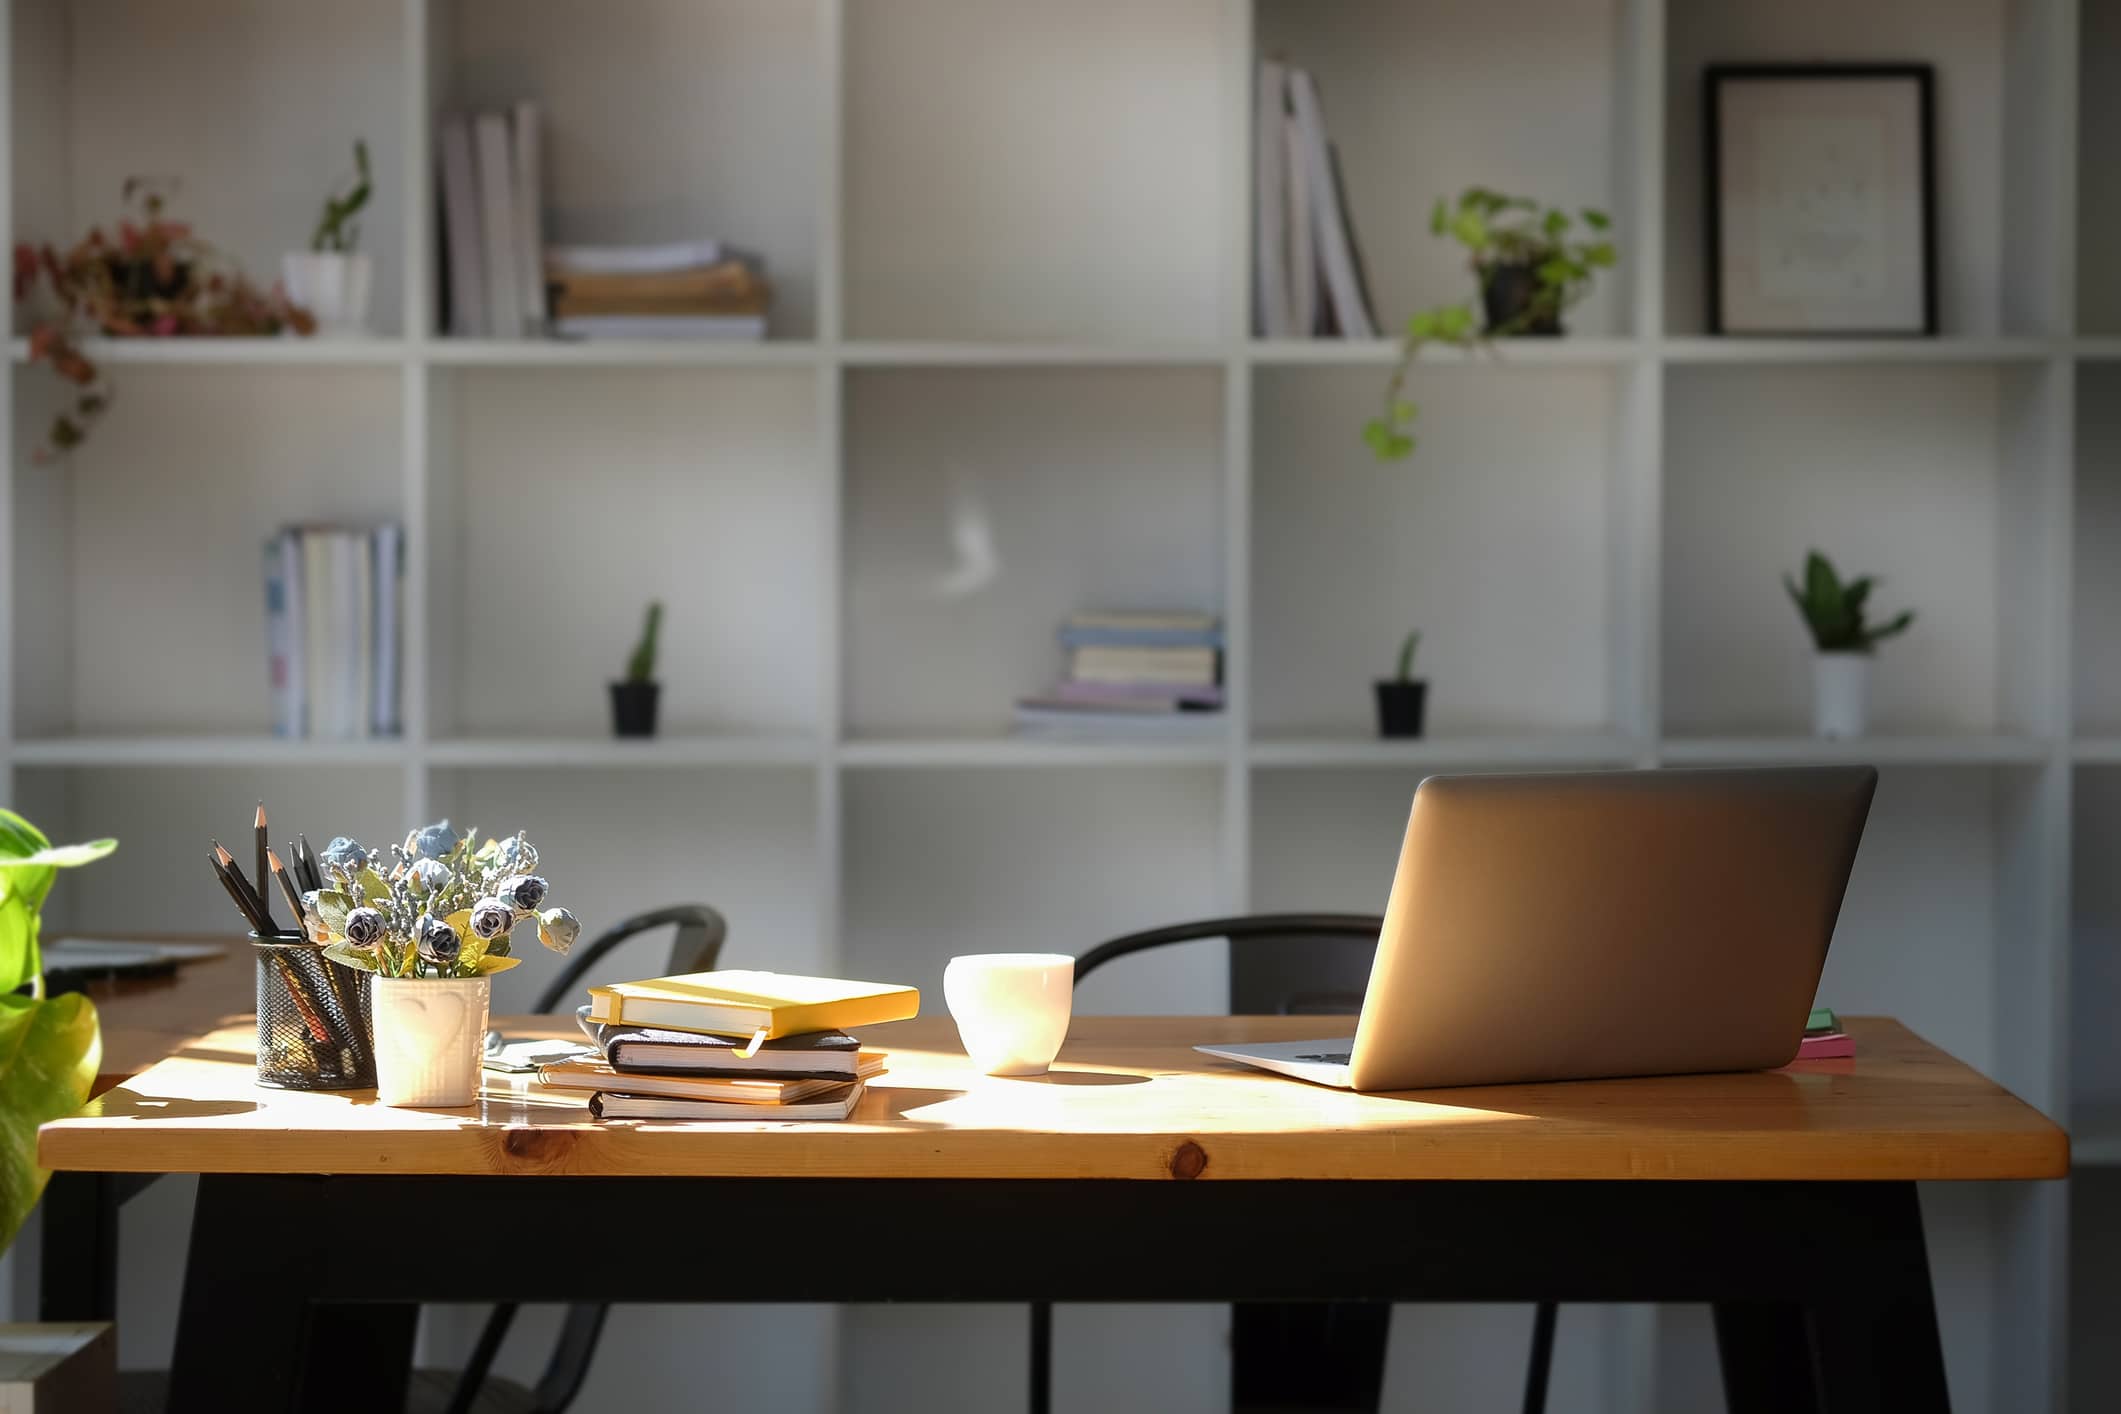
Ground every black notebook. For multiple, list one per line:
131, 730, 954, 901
576, 1006, 863, 1079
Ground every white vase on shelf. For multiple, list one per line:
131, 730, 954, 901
1812, 653, 1872, 740
369, 973, 489, 1107
281, 251, 373, 335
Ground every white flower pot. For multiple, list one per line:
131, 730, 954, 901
1812, 653, 1872, 740
281, 251, 373, 334
369, 973, 489, 1107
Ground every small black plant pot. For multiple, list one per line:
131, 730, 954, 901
1480, 261, 1563, 337
1374, 680, 1428, 739
609, 680, 661, 738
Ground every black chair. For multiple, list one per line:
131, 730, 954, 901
1027, 914, 1559, 1414
424, 905, 728, 1414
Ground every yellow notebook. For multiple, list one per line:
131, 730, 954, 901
584, 970, 920, 1044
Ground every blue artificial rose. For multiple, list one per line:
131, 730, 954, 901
498, 874, 548, 911
407, 858, 451, 893
536, 907, 581, 955
319, 836, 367, 871
492, 834, 539, 874
409, 820, 462, 860
468, 896, 514, 941
342, 907, 386, 946
415, 913, 461, 967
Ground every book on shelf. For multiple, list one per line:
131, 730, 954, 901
473, 111, 524, 338
1014, 608, 1225, 736
262, 524, 403, 740
1064, 610, 1220, 633
575, 1007, 875, 1080
546, 239, 738, 274
590, 1081, 866, 1122
1255, 61, 1376, 339
438, 114, 486, 337
549, 313, 767, 341
584, 970, 921, 1043
1254, 58, 1292, 338
1069, 644, 1219, 685
544, 244, 771, 341
1046, 679, 1224, 707
437, 103, 546, 337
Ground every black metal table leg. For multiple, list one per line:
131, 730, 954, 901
1715, 1302, 1820, 1414
168, 1176, 417, 1413
1231, 1301, 1390, 1413
1804, 1185, 1950, 1413
39, 1171, 120, 1321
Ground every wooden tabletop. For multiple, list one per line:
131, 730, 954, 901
39, 1014, 2067, 1182
77, 941, 254, 1092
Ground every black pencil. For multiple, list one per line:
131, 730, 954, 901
209, 849, 272, 935
254, 803, 272, 928
267, 848, 307, 935
213, 841, 281, 935
296, 834, 323, 891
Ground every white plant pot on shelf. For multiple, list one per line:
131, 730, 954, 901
1812, 652, 1872, 740
369, 973, 489, 1107
281, 251, 373, 334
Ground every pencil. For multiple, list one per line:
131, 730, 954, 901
213, 841, 280, 935
296, 834, 322, 891
254, 803, 272, 929
267, 849, 307, 934
209, 849, 271, 935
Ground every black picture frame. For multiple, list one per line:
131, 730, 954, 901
1705, 63, 1938, 336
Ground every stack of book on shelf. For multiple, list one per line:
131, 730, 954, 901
1013, 611, 1224, 738
539, 970, 919, 1121
1254, 60, 1377, 339
262, 524, 403, 739
438, 104, 548, 337
544, 240, 770, 341
1797, 1006, 1854, 1061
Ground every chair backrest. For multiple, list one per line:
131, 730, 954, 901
1072, 913, 1383, 1015
530, 904, 728, 1014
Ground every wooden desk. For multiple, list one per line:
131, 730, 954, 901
40, 1016, 2068, 1414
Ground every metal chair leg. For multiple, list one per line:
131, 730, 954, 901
1030, 1300, 1053, 1414
1522, 1301, 1558, 1414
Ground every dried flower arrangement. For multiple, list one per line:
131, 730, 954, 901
299, 821, 581, 981
12, 178, 316, 458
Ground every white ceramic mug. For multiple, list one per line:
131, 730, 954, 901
944, 953, 1074, 1076
369, 974, 490, 1107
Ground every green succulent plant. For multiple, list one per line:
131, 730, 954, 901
1393, 630, 1421, 682
310, 139, 371, 254
0, 810, 117, 1251
1784, 550, 1915, 653
625, 601, 663, 683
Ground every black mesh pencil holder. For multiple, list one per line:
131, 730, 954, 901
253, 936, 375, 1090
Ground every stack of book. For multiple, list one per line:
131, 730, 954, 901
1254, 60, 1377, 339
438, 105, 547, 338
1798, 1006, 1854, 1060
543, 970, 919, 1121
1013, 611, 1224, 737
261, 524, 403, 739
544, 241, 770, 341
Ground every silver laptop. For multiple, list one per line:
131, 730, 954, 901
1198, 766, 1876, 1091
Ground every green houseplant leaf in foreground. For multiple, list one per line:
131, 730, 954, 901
0, 808, 116, 1253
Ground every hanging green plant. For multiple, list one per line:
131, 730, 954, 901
0, 810, 117, 1252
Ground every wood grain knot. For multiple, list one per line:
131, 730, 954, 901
502, 1128, 574, 1164
1169, 1140, 1207, 1180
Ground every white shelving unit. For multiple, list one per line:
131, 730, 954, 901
1, 1, 2110, 1411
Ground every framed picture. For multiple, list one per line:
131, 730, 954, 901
1706, 64, 1936, 335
